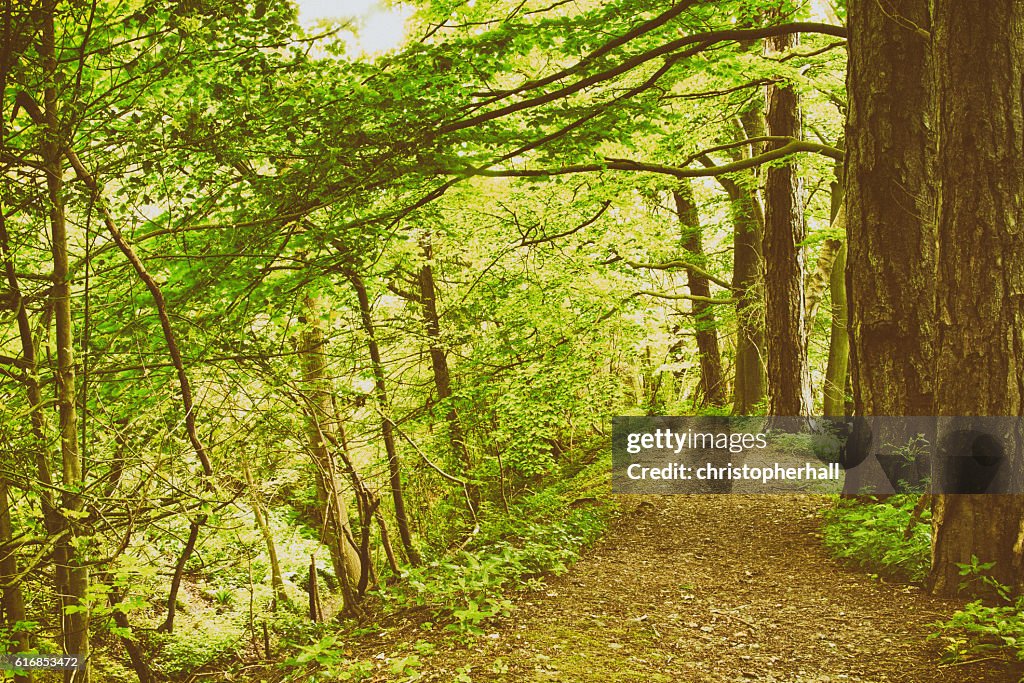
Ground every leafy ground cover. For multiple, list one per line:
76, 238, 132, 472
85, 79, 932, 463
823, 495, 1024, 671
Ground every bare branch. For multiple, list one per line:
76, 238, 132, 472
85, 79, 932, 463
458, 140, 843, 183
617, 255, 733, 290
633, 291, 737, 304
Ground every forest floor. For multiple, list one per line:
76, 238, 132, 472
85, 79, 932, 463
394, 495, 1024, 683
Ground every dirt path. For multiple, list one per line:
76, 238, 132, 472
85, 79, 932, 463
426, 496, 1024, 682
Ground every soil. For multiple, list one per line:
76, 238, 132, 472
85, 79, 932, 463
407, 495, 1024, 682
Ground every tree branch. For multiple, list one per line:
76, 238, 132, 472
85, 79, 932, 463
441, 22, 846, 134
458, 140, 843, 182
616, 254, 733, 290
519, 200, 611, 246
474, 0, 705, 100
633, 291, 737, 304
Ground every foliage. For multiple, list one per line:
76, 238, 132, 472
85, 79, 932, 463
930, 560, 1024, 663
283, 472, 612, 681
822, 495, 931, 582
0, 0, 851, 679
283, 634, 376, 682
381, 492, 610, 634
152, 613, 246, 678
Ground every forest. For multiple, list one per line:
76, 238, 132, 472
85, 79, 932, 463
2, 0, 1024, 681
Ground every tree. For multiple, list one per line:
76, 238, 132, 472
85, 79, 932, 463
0, 478, 29, 683
927, 0, 1024, 596
673, 182, 726, 406
845, 0, 934, 418
701, 111, 768, 415
842, 0, 934, 499
297, 294, 363, 611
347, 270, 423, 567
38, 1, 89, 675
763, 27, 812, 416
415, 234, 476, 500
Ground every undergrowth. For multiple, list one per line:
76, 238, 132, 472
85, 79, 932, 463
823, 496, 1024, 668
929, 557, 1024, 665
282, 459, 614, 681
822, 494, 931, 582
379, 502, 608, 633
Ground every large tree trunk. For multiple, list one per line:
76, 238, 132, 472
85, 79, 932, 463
416, 237, 476, 500
763, 29, 811, 416
673, 183, 726, 406
297, 294, 362, 611
927, 0, 1024, 596
844, 0, 935, 500
348, 273, 422, 567
846, 0, 935, 417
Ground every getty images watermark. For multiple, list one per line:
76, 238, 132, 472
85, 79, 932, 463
611, 416, 1024, 495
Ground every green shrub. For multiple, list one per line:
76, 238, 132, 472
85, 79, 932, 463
153, 613, 244, 678
930, 558, 1024, 663
283, 634, 375, 681
931, 596, 1024, 663
822, 495, 930, 582
380, 505, 606, 634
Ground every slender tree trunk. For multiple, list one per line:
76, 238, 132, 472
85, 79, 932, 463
107, 585, 153, 683
823, 242, 848, 417
927, 0, 1024, 596
1, 194, 63, 666
347, 272, 422, 566
416, 237, 476, 499
0, 478, 30, 683
331, 413, 381, 592
703, 112, 767, 415
846, 0, 935, 417
673, 183, 726, 406
40, 4, 88, 677
241, 462, 286, 607
0, 196, 59, 550
821, 174, 849, 417
307, 555, 321, 622
804, 235, 843, 340
28, 30, 215, 634
297, 295, 361, 611
763, 29, 811, 416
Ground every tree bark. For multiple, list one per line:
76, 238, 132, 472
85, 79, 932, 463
821, 172, 849, 417
673, 183, 726, 406
331, 412, 383, 592
927, 0, 1024, 596
763, 28, 811, 417
846, 0, 935, 418
107, 586, 153, 683
241, 462, 286, 608
307, 555, 321, 622
347, 272, 422, 567
804, 235, 843, 340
